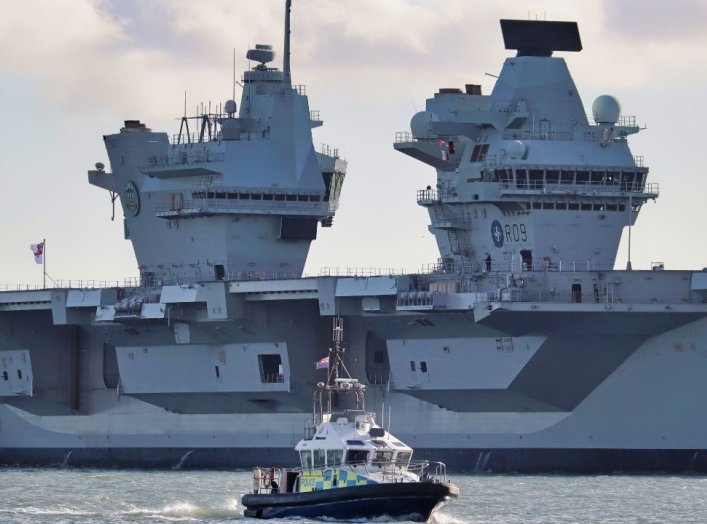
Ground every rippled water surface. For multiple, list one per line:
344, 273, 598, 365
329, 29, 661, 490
1, 468, 706, 523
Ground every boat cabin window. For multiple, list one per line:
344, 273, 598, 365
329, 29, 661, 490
300, 450, 313, 468
327, 449, 343, 466
395, 451, 412, 467
373, 450, 394, 465
313, 449, 326, 468
345, 449, 370, 465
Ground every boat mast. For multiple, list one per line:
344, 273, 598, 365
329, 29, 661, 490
313, 317, 365, 423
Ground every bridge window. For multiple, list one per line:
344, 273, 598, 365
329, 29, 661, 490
560, 170, 574, 184
395, 451, 412, 467
327, 449, 343, 466
300, 450, 313, 468
313, 449, 326, 468
546, 170, 559, 184
581, 203, 592, 211
532, 202, 541, 209
345, 449, 370, 465
556, 203, 567, 210
516, 169, 527, 189
590, 170, 605, 184
568, 203, 579, 210
576, 170, 590, 184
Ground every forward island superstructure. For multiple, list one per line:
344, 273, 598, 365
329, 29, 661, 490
2, 6, 707, 473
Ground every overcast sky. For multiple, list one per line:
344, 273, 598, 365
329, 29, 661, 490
2, 0, 707, 288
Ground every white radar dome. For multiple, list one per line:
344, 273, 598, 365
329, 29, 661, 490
410, 111, 439, 139
506, 140, 526, 159
224, 99, 237, 115
592, 95, 621, 125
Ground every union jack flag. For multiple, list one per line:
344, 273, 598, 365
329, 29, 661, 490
315, 356, 329, 370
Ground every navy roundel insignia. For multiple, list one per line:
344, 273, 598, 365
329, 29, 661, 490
491, 220, 504, 248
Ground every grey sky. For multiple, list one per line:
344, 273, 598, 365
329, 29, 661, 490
1, 0, 706, 287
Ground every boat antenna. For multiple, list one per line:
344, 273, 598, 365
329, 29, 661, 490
283, 0, 292, 86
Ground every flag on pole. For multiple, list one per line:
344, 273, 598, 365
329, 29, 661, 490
315, 356, 329, 370
30, 242, 45, 264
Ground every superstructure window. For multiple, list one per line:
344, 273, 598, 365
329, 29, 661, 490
395, 451, 412, 467
313, 449, 326, 468
410, 361, 416, 372
258, 354, 283, 383
420, 361, 428, 373
300, 450, 313, 468
2, 371, 7, 381
345, 449, 370, 464
327, 449, 343, 466
373, 450, 394, 465
470, 144, 490, 162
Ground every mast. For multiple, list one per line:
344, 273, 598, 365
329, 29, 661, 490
313, 317, 365, 424
283, 0, 292, 86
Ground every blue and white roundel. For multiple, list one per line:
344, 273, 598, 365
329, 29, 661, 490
491, 220, 504, 248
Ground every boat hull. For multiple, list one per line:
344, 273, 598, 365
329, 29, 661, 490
241, 481, 458, 521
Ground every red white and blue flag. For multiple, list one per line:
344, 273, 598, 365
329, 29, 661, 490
30, 242, 45, 264
315, 356, 329, 370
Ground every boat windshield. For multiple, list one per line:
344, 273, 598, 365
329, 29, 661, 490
345, 449, 370, 464
313, 449, 326, 467
373, 450, 394, 465
300, 450, 313, 468
327, 449, 343, 466
395, 451, 411, 467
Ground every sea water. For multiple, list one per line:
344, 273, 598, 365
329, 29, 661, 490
1, 468, 706, 523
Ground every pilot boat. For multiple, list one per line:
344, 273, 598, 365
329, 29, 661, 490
241, 318, 459, 521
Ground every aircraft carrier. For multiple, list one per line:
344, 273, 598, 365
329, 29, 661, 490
2, 3, 707, 473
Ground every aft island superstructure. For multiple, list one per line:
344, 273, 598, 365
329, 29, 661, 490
2, 6, 707, 473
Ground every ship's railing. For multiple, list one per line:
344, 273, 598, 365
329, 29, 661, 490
500, 180, 659, 196
250, 460, 449, 494
143, 150, 225, 170
317, 143, 342, 159
5, 279, 133, 291
502, 128, 574, 141
394, 132, 439, 144
155, 197, 338, 216
319, 267, 408, 277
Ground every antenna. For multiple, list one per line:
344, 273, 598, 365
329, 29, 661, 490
283, 0, 292, 86
232, 48, 236, 101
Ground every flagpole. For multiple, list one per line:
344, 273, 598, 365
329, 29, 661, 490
43, 238, 46, 289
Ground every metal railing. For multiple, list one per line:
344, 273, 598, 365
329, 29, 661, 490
319, 267, 408, 277
155, 197, 338, 216
143, 150, 225, 171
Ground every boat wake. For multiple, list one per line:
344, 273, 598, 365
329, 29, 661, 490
0, 499, 242, 522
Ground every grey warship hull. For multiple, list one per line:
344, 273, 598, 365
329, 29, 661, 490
2, 269, 707, 473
